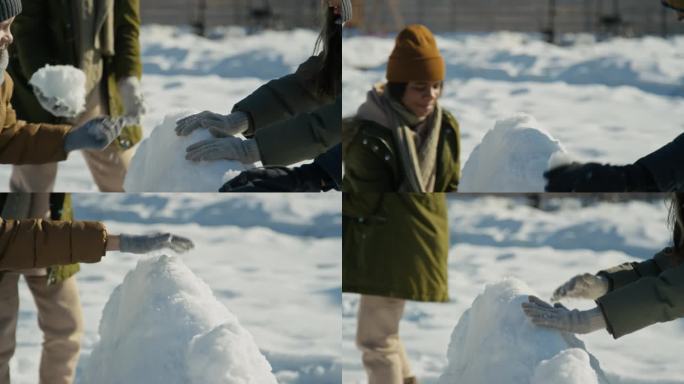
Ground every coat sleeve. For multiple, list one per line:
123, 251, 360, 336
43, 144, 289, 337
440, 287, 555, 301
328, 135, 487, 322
635, 133, 684, 192
597, 254, 669, 291
254, 97, 341, 165
0, 73, 70, 164
0, 218, 108, 270
232, 55, 328, 133
114, 0, 143, 79
596, 249, 684, 338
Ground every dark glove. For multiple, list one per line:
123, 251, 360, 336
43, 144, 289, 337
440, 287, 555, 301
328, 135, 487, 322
544, 162, 657, 192
219, 163, 333, 192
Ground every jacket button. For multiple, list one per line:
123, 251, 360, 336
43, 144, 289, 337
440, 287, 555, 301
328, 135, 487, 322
372, 145, 378, 152
362, 139, 368, 145
384, 155, 390, 161
358, 217, 365, 223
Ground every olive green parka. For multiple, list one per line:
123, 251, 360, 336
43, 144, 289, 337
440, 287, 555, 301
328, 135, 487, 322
596, 247, 684, 338
232, 55, 341, 166
7, 0, 143, 150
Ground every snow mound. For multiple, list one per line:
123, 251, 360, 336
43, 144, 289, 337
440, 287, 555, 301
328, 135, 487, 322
459, 114, 568, 192
80, 255, 276, 384
531, 349, 599, 384
124, 112, 250, 192
438, 278, 607, 384
29, 64, 86, 118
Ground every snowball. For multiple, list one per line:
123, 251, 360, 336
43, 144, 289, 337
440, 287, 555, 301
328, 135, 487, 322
80, 255, 276, 384
29, 64, 86, 118
438, 278, 607, 384
124, 113, 250, 192
531, 349, 599, 384
459, 113, 566, 192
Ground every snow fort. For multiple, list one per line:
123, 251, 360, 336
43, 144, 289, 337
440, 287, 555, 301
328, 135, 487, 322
29, 64, 86, 118
124, 113, 250, 192
80, 255, 277, 384
459, 114, 569, 192
438, 278, 608, 384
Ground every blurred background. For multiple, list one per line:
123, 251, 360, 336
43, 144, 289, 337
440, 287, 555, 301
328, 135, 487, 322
342, 0, 684, 39
141, 0, 323, 35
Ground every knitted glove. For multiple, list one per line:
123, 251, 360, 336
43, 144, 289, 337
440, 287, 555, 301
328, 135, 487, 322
119, 233, 194, 254
551, 273, 610, 302
522, 296, 607, 334
175, 111, 250, 137
64, 117, 123, 152
185, 137, 260, 164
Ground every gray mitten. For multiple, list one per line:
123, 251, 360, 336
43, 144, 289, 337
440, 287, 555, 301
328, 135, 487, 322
119, 233, 194, 254
64, 117, 124, 152
175, 111, 250, 137
522, 296, 607, 334
185, 137, 260, 164
551, 273, 609, 302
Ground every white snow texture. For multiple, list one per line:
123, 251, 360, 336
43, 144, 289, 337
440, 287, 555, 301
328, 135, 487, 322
124, 112, 248, 192
459, 114, 567, 192
29, 64, 86, 118
80, 255, 277, 384
438, 278, 607, 384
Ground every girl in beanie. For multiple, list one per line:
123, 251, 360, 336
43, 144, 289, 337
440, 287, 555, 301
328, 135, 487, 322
343, 23, 460, 193
342, 24, 458, 384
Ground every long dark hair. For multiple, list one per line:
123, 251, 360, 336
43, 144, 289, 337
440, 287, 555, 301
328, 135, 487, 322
669, 193, 684, 260
314, 6, 341, 98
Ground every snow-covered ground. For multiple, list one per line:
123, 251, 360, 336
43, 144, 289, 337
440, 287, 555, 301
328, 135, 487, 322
0, 26, 321, 191
342, 195, 684, 384
9, 193, 342, 383
343, 32, 684, 171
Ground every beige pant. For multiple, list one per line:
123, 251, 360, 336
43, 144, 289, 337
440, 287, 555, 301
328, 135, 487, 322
9, 83, 133, 192
356, 294, 414, 384
0, 274, 83, 384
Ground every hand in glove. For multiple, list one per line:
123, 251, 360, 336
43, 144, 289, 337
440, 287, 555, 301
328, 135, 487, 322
64, 117, 124, 152
117, 76, 146, 125
175, 111, 250, 137
219, 164, 332, 192
521, 296, 606, 334
119, 233, 194, 254
551, 273, 609, 302
544, 162, 656, 192
185, 136, 260, 164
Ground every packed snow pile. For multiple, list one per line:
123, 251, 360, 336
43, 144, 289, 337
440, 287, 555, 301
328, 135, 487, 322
438, 279, 607, 384
80, 255, 277, 384
29, 64, 86, 118
459, 114, 568, 192
124, 112, 249, 192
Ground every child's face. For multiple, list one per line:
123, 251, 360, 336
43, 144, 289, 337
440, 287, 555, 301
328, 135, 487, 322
0, 17, 14, 51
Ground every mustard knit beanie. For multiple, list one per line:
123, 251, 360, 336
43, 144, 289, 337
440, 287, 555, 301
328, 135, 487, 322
387, 24, 445, 82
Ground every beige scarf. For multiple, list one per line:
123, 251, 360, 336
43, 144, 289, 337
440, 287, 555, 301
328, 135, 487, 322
356, 83, 442, 192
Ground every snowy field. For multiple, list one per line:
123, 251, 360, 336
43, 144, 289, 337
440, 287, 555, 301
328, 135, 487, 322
343, 32, 684, 173
342, 195, 684, 384
0, 26, 322, 191
9, 193, 342, 383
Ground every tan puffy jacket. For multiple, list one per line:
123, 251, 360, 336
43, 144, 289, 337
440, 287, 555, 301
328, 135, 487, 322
0, 71, 71, 164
